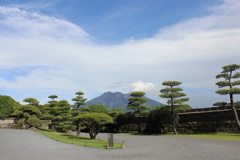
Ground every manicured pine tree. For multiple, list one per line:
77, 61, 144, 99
13, 104, 42, 129
23, 97, 39, 106
215, 64, 240, 130
127, 91, 151, 133
159, 81, 189, 135
72, 92, 87, 111
55, 100, 75, 133
42, 95, 58, 131
75, 113, 113, 139
72, 91, 87, 136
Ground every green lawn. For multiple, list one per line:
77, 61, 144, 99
168, 132, 240, 141
118, 131, 240, 141
37, 128, 123, 149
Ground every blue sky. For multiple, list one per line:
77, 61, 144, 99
0, 0, 240, 108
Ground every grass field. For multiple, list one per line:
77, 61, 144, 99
37, 128, 123, 149
118, 131, 240, 141
168, 132, 240, 141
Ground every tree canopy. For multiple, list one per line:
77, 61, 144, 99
127, 91, 151, 115
23, 98, 39, 106
85, 104, 109, 114
72, 91, 87, 111
13, 105, 42, 129
0, 95, 18, 119
75, 113, 113, 139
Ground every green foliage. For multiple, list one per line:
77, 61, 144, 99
38, 128, 122, 149
215, 64, 240, 99
115, 112, 136, 132
215, 64, 240, 130
160, 81, 189, 105
12, 105, 42, 129
127, 91, 151, 114
86, 104, 109, 114
213, 101, 228, 107
145, 106, 171, 134
42, 95, 59, 131
221, 64, 240, 73
216, 88, 240, 95
170, 133, 240, 141
127, 91, 151, 133
75, 113, 113, 139
162, 81, 182, 87
72, 91, 87, 110
23, 97, 39, 105
175, 104, 192, 111
159, 81, 190, 134
54, 100, 75, 132
48, 95, 58, 101
108, 109, 124, 119
0, 95, 18, 119
103, 109, 125, 132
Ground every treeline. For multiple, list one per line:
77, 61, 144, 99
1, 64, 240, 136
0, 89, 189, 138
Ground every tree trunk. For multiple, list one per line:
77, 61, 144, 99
76, 123, 81, 136
172, 112, 177, 135
89, 132, 96, 139
51, 120, 56, 132
171, 97, 177, 135
230, 93, 240, 131
138, 117, 141, 133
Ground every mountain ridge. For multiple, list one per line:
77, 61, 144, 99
82, 91, 164, 111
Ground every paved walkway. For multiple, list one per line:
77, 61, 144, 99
1, 129, 240, 160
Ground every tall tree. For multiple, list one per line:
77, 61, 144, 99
0, 95, 18, 119
75, 113, 113, 139
54, 100, 75, 133
160, 81, 190, 135
127, 91, 151, 133
215, 64, 240, 130
72, 91, 87, 136
42, 95, 58, 131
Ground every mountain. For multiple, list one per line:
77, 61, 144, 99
82, 92, 164, 111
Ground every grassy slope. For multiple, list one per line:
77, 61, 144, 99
37, 128, 123, 149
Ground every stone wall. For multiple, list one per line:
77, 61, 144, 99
177, 109, 240, 133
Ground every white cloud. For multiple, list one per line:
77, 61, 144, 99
130, 81, 155, 92
0, 0, 240, 107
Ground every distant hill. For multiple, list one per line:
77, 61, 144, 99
82, 92, 164, 111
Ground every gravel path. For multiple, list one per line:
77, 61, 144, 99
1, 129, 240, 160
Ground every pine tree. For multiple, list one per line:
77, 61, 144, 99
215, 64, 240, 130
55, 100, 75, 133
42, 95, 58, 131
160, 81, 190, 135
72, 91, 87, 136
127, 91, 151, 133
